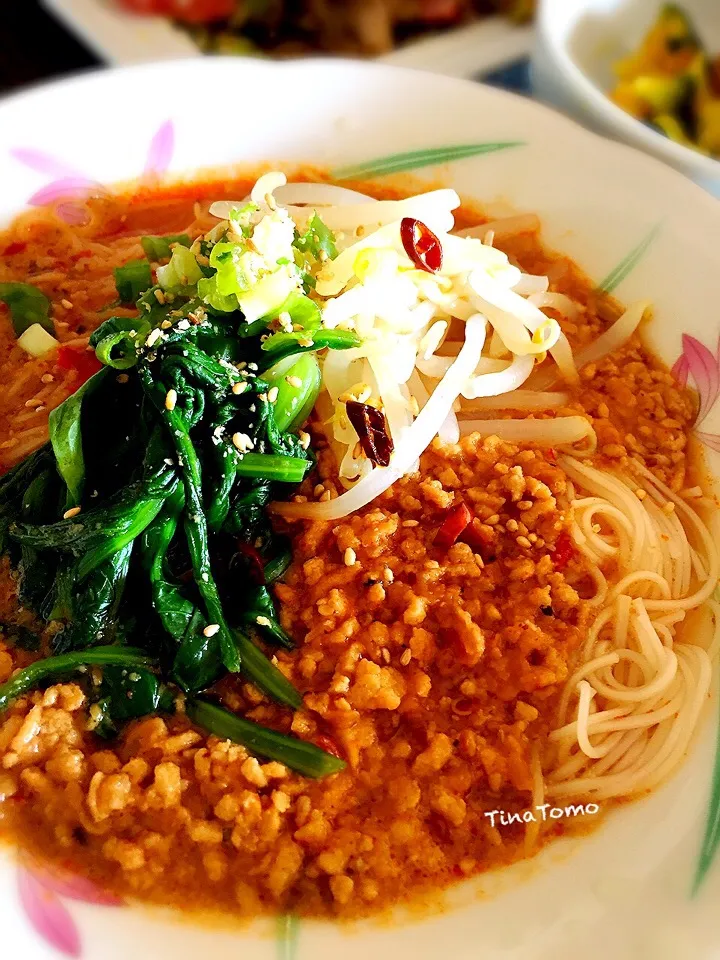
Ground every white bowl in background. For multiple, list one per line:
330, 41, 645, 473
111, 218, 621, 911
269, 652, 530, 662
532, 0, 720, 196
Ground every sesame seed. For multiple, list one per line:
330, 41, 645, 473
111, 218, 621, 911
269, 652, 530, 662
161, 319, 172, 329
41, 373, 55, 384
400, 649, 412, 666
402, 519, 419, 527
24, 397, 43, 408
154, 289, 166, 305
61, 298, 74, 310
516, 535, 532, 548
232, 432, 254, 453
256, 616, 272, 627
258, 393, 268, 402
286, 375, 303, 389
297, 338, 313, 348
195, 253, 210, 266
344, 548, 356, 567
267, 386, 279, 403
381, 648, 391, 664
116, 372, 129, 384
165, 389, 177, 411
662, 501, 676, 515
145, 328, 162, 348
203, 624, 220, 637
409, 395, 420, 416
63, 506, 81, 520
314, 483, 325, 497
383, 566, 394, 583
635, 488, 647, 501
232, 381, 247, 395
485, 514, 500, 525
320, 490, 332, 502
298, 431, 311, 449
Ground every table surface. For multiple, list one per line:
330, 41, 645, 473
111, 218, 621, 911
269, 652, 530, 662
0, 3, 532, 99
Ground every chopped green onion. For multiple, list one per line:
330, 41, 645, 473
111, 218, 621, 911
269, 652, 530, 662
141, 234, 191, 261
114, 260, 152, 304
186, 698, 345, 778
157, 245, 203, 292
0, 282, 53, 337
294, 213, 338, 261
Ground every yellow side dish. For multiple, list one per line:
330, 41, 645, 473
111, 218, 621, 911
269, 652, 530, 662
610, 4, 720, 157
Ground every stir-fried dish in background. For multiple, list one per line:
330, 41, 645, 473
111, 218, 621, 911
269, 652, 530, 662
0, 172, 717, 917
116, 0, 534, 56
611, 4, 720, 158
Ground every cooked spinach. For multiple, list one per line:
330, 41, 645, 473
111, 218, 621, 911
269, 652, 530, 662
0, 231, 350, 778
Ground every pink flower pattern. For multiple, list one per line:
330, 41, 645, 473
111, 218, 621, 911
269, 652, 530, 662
10, 120, 175, 225
17, 862, 123, 958
672, 333, 720, 451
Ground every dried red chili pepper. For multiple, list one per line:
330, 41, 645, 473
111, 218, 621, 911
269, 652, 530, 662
346, 400, 394, 467
3, 241, 26, 257
234, 541, 266, 585
552, 532, 576, 571
400, 217, 443, 273
436, 501, 472, 549
313, 734, 343, 759
56, 346, 102, 385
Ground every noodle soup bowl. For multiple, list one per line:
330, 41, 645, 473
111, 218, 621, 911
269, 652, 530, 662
0, 57, 720, 960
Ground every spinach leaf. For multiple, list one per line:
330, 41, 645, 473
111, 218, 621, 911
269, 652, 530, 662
0, 282, 53, 336
240, 585, 294, 649
90, 664, 163, 738
0, 623, 40, 652
0, 647, 155, 714
53, 543, 133, 653
48, 368, 108, 505
10, 468, 175, 577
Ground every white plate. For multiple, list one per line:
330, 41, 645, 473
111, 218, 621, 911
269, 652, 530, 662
40, 0, 533, 78
1, 57, 720, 960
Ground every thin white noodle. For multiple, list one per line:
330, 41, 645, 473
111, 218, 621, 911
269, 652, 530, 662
546, 455, 718, 801
458, 416, 597, 451
458, 390, 569, 413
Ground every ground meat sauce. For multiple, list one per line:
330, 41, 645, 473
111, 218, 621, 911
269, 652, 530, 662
0, 176, 697, 919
